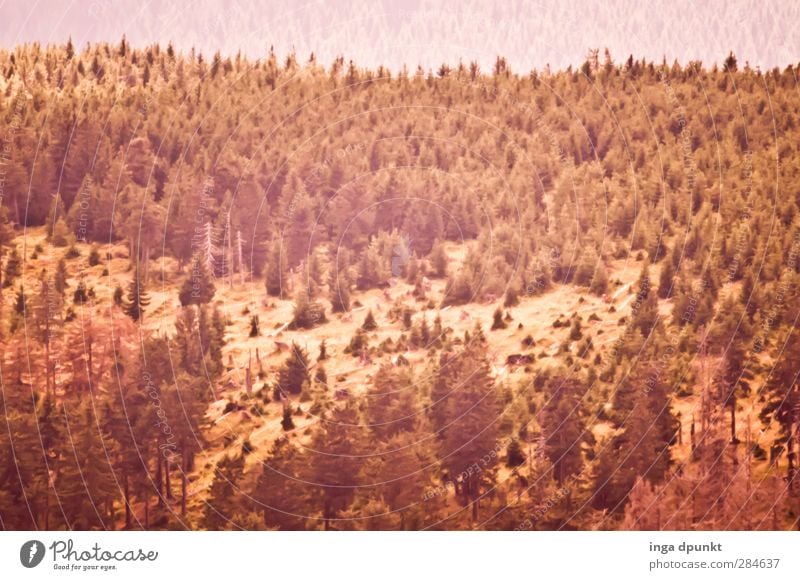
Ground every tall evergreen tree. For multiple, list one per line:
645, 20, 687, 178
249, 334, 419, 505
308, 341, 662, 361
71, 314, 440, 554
123, 268, 150, 322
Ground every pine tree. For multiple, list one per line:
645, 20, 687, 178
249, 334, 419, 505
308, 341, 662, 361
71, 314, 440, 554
56, 401, 119, 529
201, 221, 219, 275
362, 309, 377, 331
761, 327, 800, 483
366, 366, 416, 438
307, 404, 364, 529
307, 250, 326, 296
330, 270, 351, 313
346, 327, 369, 357
73, 279, 89, 304
249, 315, 260, 337
590, 260, 609, 295
658, 258, 675, 298
439, 339, 501, 521
275, 342, 310, 397
254, 439, 308, 530
3, 246, 21, 287
203, 454, 244, 529
235, 229, 246, 285
53, 258, 69, 296
491, 307, 507, 330
289, 291, 326, 330
542, 375, 589, 486
281, 405, 295, 431
429, 239, 448, 278
593, 359, 676, 512
179, 256, 216, 306
123, 268, 150, 322
14, 284, 26, 315
264, 238, 286, 298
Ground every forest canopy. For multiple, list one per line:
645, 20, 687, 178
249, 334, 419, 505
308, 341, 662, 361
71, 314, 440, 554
1, 40, 799, 531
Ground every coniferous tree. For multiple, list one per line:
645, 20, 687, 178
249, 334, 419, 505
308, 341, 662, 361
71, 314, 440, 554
249, 315, 260, 337
366, 365, 416, 438
593, 358, 676, 512
203, 454, 245, 529
3, 246, 21, 287
275, 342, 310, 397
491, 307, 507, 330
13, 285, 26, 315
307, 404, 364, 529
658, 257, 676, 298
264, 238, 286, 298
362, 309, 378, 331
254, 439, 308, 530
761, 327, 800, 483
289, 291, 327, 330
123, 268, 150, 322
542, 375, 589, 486
179, 256, 216, 306
54, 257, 68, 295
439, 339, 501, 521
73, 279, 89, 304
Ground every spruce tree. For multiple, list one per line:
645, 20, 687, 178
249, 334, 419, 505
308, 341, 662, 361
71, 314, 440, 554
3, 246, 21, 287
203, 454, 244, 529
14, 285, 26, 315
362, 309, 377, 331
276, 342, 310, 397
264, 239, 286, 298
439, 339, 501, 521
249, 315, 260, 337
289, 291, 326, 329
54, 257, 68, 295
179, 256, 216, 306
658, 258, 675, 298
491, 307, 507, 330
123, 268, 150, 322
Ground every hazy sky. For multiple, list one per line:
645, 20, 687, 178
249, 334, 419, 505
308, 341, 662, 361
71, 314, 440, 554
1, 0, 798, 72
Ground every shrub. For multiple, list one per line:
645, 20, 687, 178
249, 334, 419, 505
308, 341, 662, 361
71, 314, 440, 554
88, 246, 101, 266
506, 439, 526, 467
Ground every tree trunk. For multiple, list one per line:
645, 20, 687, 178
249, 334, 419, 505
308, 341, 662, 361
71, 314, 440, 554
124, 473, 131, 529
181, 452, 187, 516
323, 497, 332, 530
143, 244, 150, 284
87, 341, 94, 388
45, 339, 51, 396
44, 490, 50, 529
165, 457, 173, 500
156, 455, 164, 506
788, 424, 796, 490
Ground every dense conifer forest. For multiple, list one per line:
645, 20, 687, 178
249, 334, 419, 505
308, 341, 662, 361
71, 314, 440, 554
1, 39, 799, 530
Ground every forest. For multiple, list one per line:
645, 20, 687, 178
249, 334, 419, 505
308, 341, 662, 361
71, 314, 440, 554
0, 39, 799, 530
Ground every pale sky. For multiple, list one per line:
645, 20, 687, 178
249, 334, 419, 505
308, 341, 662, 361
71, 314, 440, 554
1, 0, 798, 72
